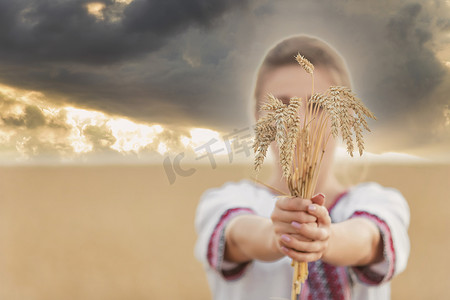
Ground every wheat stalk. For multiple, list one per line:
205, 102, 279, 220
295, 53, 314, 75
253, 54, 375, 299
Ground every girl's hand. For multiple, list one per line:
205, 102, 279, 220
270, 194, 324, 255
278, 195, 332, 262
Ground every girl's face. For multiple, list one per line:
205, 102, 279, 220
256, 64, 338, 180
258, 64, 334, 107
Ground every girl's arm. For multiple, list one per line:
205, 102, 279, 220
326, 217, 383, 266
224, 215, 282, 262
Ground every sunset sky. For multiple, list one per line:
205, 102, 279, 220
0, 0, 449, 164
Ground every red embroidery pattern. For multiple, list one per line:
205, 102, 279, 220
207, 207, 255, 279
350, 211, 396, 284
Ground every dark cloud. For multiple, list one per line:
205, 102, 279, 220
0, 0, 248, 64
0, 0, 250, 128
24, 105, 47, 128
1, 104, 46, 128
367, 2, 446, 118
1, 115, 26, 127
83, 124, 116, 149
0, 0, 449, 160
150, 127, 191, 152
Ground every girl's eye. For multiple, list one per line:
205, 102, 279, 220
309, 103, 323, 111
280, 97, 291, 105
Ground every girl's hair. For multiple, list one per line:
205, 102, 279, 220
254, 35, 352, 104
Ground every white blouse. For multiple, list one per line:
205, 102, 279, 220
194, 180, 410, 300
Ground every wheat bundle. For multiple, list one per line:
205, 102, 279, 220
253, 53, 376, 299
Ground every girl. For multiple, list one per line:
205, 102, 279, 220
195, 35, 410, 300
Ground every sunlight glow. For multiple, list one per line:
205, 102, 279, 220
335, 146, 428, 163
0, 130, 14, 144
15, 137, 32, 157
65, 107, 100, 153
180, 136, 191, 147
85, 2, 106, 20
188, 127, 224, 155
66, 107, 106, 126
108, 118, 163, 153
0, 83, 228, 161
115, 0, 134, 4
189, 128, 221, 148
157, 142, 168, 155
444, 104, 450, 127
62, 107, 167, 154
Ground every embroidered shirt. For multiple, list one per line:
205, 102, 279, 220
194, 180, 410, 300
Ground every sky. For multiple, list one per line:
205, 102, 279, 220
0, 0, 449, 164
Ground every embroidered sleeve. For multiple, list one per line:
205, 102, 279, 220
350, 211, 395, 285
207, 207, 256, 280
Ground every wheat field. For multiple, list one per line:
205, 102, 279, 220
0, 162, 448, 299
